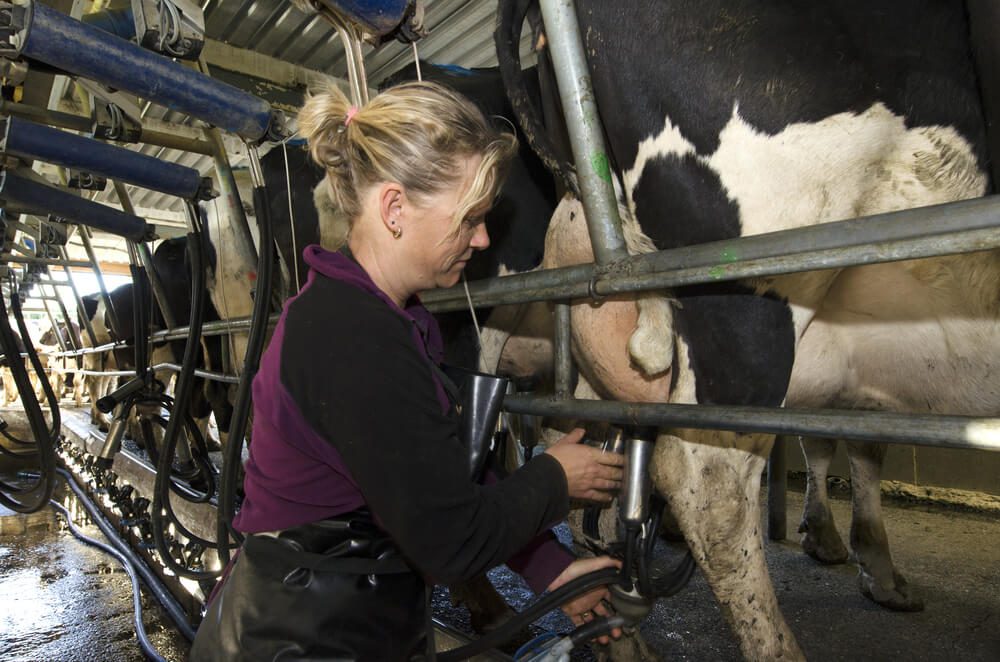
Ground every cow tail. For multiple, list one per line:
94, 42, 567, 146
495, 0, 579, 198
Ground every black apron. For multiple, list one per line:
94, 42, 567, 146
189, 510, 430, 661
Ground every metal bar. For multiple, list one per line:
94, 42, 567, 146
137, 128, 214, 156
421, 196, 1000, 312
554, 301, 572, 397
78, 226, 122, 341
2, 116, 207, 199
538, 0, 628, 265
0, 170, 150, 241
40, 292, 67, 351
0, 101, 215, 155
57, 246, 98, 347
767, 437, 788, 541
113, 180, 177, 329
502, 395, 1000, 452
49, 277, 81, 351
0, 99, 92, 132
14, 0, 275, 141
3, 255, 93, 268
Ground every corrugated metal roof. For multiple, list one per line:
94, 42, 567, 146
84, 0, 537, 220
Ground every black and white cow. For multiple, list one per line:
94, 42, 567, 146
37, 320, 80, 402
499, 0, 996, 659
76, 238, 231, 446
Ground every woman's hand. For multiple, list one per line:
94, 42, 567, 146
547, 556, 623, 644
545, 429, 624, 502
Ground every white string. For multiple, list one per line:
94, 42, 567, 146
281, 140, 302, 293
412, 42, 422, 81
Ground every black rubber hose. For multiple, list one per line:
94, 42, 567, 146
569, 614, 627, 647
438, 566, 620, 661
151, 216, 218, 580
495, 0, 579, 197
57, 467, 196, 641
218, 183, 275, 564
49, 499, 168, 662
0, 286, 56, 512
13, 287, 61, 441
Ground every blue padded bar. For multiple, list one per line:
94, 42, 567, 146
18, 1, 274, 141
0, 170, 150, 241
2, 116, 205, 199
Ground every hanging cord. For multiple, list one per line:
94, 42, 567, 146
281, 138, 302, 293
0, 277, 58, 513
49, 499, 169, 662
217, 144, 277, 565
57, 467, 197, 641
151, 204, 220, 580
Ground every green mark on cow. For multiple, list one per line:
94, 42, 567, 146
591, 152, 612, 183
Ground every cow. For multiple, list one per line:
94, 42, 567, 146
75, 238, 232, 454
0, 328, 29, 405
497, 0, 996, 659
36, 320, 80, 403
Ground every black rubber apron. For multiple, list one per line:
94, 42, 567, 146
190, 511, 430, 661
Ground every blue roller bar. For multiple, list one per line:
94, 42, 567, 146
0, 170, 150, 241
17, 1, 274, 141
321, 0, 411, 36
3, 116, 206, 199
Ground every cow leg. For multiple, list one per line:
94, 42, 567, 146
845, 441, 923, 611
798, 436, 849, 564
653, 431, 804, 662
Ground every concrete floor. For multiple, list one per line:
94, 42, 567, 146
3, 478, 996, 661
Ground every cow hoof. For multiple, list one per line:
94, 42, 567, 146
799, 519, 849, 564
858, 570, 925, 612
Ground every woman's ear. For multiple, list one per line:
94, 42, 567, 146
378, 182, 405, 235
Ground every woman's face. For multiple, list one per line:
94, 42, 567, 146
407, 155, 491, 290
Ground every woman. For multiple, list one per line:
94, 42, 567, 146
191, 81, 624, 660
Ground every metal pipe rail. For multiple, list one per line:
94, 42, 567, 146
503, 396, 1000, 452
0, 101, 216, 156
422, 195, 1000, 312
143, 193, 1000, 339
0, 0, 278, 141
52, 362, 239, 384
2, 255, 93, 268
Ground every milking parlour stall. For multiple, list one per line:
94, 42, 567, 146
0, 1, 997, 661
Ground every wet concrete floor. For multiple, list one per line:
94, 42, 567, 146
2, 478, 998, 661
0, 486, 190, 662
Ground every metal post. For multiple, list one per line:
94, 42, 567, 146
767, 436, 788, 541
538, 0, 629, 266
78, 225, 123, 340
57, 246, 99, 348
50, 279, 81, 351
554, 301, 572, 397
40, 291, 67, 351
113, 180, 177, 329
199, 57, 259, 264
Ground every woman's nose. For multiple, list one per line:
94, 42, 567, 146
470, 223, 490, 250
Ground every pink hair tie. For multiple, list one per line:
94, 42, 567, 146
344, 106, 359, 126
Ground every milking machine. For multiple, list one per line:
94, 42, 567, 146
0, 1, 286, 654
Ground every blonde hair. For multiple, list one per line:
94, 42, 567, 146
297, 81, 517, 234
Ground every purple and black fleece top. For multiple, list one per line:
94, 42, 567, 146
234, 245, 573, 592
